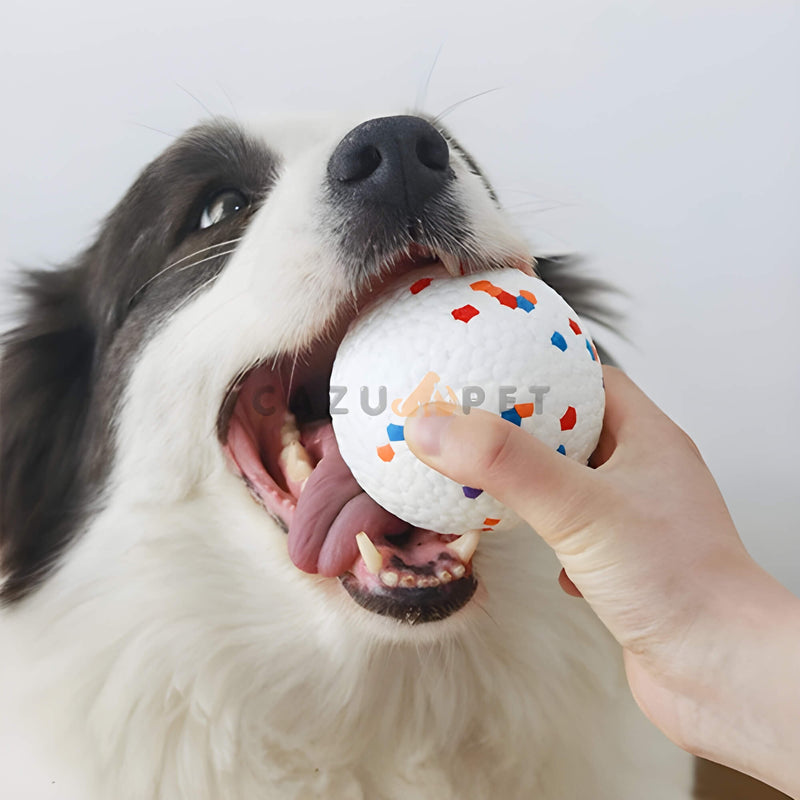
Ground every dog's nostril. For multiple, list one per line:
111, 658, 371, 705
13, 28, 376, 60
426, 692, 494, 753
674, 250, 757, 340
338, 144, 382, 183
416, 133, 449, 172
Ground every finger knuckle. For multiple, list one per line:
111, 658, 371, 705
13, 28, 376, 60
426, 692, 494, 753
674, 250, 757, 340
476, 420, 515, 479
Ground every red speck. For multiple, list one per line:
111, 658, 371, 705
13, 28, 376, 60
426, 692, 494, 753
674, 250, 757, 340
568, 318, 582, 335
410, 278, 433, 295
560, 406, 577, 431
497, 290, 517, 309
452, 304, 480, 323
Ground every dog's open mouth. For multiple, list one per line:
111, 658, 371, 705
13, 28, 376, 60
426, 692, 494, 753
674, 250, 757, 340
218, 246, 531, 624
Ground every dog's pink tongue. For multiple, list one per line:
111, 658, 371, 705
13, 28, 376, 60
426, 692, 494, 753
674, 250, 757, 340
288, 422, 409, 577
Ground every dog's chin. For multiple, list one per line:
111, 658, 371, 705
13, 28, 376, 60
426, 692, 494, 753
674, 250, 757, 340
216, 249, 490, 625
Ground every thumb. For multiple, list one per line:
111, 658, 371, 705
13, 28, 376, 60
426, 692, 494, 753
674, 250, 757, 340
404, 403, 604, 546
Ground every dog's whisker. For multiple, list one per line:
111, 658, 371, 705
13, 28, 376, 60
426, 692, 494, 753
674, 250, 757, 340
414, 42, 445, 114
285, 351, 300, 408
432, 87, 503, 124
174, 248, 239, 274
176, 286, 249, 340
128, 239, 242, 304
218, 82, 240, 121
175, 82, 217, 119
129, 121, 178, 140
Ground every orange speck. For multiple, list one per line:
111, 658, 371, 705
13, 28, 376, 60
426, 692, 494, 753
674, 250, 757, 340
483, 517, 501, 526
470, 279, 503, 297
519, 289, 537, 304
377, 444, 395, 462
514, 403, 534, 418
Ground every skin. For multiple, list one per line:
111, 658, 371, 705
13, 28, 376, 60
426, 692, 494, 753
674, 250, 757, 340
404, 365, 800, 798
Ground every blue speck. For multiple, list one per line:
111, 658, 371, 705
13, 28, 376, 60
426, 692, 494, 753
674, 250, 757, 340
551, 331, 567, 351
516, 295, 535, 312
501, 408, 522, 426
586, 339, 596, 360
462, 486, 483, 499
386, 423, 405, 442
556, 444, 566, 455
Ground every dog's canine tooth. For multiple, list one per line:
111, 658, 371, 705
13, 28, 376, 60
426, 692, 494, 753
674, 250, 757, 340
355, 532, 383, 575
439, 250, 462, 277
278, 412, 314, 483
279, 412, 301, 446
280, 440, 314, 483
446, 531, 481, 564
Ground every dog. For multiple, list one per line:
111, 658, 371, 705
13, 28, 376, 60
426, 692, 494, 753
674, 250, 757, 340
0, 112, 694, 798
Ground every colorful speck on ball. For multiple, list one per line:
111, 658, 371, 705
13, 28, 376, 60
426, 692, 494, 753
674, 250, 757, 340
331, 267, 605, 534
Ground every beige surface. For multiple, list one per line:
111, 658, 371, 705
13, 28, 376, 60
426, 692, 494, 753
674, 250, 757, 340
694, 759, 790, 799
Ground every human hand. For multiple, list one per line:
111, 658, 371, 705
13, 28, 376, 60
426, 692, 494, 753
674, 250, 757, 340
404, 365, 800, 796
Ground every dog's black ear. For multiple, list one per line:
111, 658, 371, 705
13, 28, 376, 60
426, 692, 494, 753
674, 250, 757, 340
535, 255, 623, 366
0, 265, 95, 603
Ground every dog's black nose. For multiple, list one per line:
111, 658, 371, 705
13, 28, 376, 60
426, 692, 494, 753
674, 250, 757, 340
328, 116, 451, 215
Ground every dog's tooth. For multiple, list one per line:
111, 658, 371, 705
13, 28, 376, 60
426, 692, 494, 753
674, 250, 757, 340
280, 440, 314, 483
446, 531, 481, 564
416, 576, 440, 589
280, 412, 301, 446
451, 563, 466, 579
439, 250, 462, 277
435, 569, 453, 584
380, 570, 399, 587
355, 532, 383, 575
399, 574, 417, 588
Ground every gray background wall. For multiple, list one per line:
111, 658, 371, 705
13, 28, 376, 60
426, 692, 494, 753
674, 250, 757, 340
1, 1, 798, 590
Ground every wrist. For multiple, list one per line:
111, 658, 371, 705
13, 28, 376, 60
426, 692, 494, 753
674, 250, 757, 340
655, 554, 800, 795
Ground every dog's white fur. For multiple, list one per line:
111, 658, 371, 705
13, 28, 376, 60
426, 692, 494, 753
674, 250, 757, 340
0, 114, 694, 798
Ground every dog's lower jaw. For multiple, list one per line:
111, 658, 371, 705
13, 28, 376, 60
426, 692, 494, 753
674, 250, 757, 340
0, 494, 695, 800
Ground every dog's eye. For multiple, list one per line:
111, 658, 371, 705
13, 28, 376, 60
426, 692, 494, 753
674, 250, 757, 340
198, 189, 248, 230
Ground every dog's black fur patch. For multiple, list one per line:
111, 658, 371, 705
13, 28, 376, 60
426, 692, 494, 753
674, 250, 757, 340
0, 120, 278, 603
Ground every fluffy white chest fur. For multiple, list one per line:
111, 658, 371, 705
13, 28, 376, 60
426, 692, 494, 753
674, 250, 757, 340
0, 112, 693, 798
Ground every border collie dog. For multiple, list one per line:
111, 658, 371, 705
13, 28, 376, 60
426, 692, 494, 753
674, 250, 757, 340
0, 113, 693, 798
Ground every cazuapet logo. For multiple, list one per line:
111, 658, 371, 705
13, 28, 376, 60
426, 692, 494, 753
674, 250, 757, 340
327, 372, 551, 417
251, 373, 551, 418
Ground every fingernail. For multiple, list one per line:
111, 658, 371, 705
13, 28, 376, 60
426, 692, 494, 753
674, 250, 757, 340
404, 403, 460, 456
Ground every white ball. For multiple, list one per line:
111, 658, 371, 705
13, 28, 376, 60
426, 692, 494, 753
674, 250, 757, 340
331, 268, 605, 534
